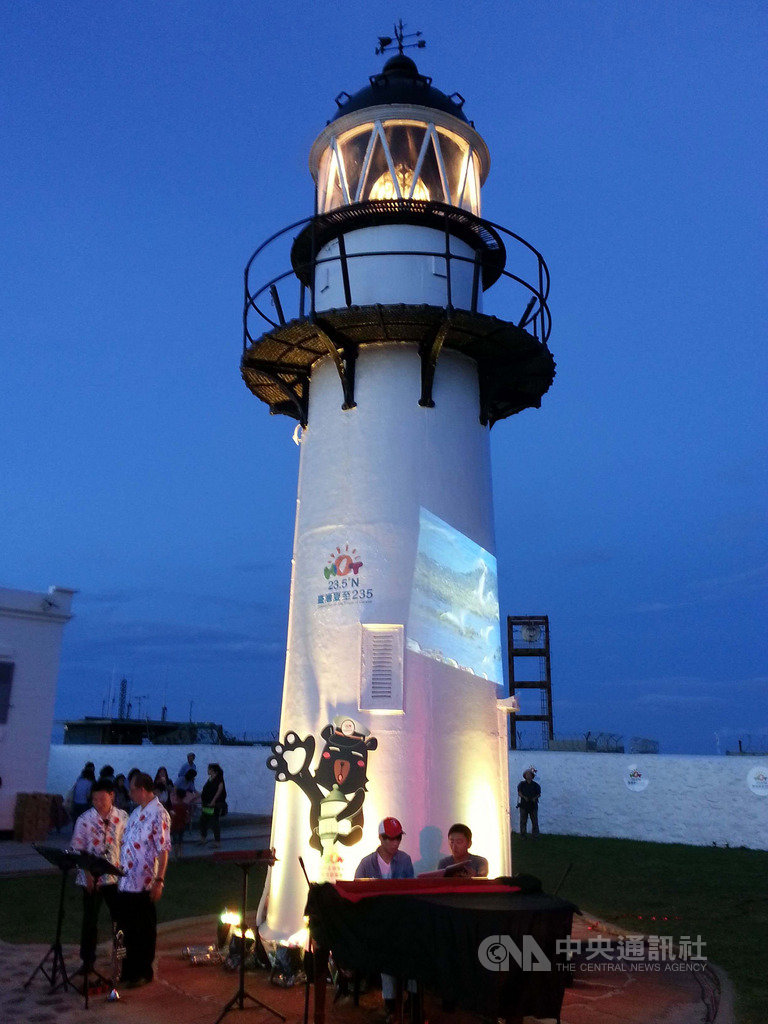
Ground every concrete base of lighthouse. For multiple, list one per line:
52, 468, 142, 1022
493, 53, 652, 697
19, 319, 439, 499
258, 345, 511, 943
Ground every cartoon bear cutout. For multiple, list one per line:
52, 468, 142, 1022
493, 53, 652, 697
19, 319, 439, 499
266, 716, 377, 851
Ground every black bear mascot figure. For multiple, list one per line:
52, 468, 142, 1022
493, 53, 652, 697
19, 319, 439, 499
266, 716, 377, 851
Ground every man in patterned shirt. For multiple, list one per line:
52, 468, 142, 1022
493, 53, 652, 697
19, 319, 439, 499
71, 779, 127, 974
115, 771, 171, 987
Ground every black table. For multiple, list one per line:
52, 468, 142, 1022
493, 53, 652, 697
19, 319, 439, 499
305, 879, 577, 1024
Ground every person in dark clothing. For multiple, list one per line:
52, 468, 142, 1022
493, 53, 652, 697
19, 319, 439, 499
437, 823, 489, 876
153, 767, 173, 811
71, 763, 96, 823
517, 768, 541, 835
113, 774, 131, 812
169, 786, 192, 858
199, 763, 226, 847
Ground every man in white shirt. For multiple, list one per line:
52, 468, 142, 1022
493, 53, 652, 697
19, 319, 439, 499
71, 779, 127, 974
114, 772, 171, 987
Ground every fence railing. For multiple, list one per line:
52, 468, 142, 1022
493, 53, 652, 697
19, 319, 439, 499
243, 207, 551, 352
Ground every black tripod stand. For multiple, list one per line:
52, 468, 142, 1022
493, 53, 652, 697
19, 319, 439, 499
24, 847, 79, 996
211, 849, 285, 1024
24, 844, 124, 1009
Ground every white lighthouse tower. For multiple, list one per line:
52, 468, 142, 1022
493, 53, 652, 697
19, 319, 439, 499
243, 32, 555, 942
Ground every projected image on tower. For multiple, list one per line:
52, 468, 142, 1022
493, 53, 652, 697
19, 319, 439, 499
406, 508, 503, 684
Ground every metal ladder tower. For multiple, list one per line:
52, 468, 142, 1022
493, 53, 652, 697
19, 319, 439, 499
506, 615, 554, 750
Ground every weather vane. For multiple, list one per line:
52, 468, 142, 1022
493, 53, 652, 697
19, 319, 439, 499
375, 19, 426, 57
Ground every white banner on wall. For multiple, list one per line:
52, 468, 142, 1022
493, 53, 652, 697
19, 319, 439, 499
747, 766, 768, 796
624, 764, 649, 792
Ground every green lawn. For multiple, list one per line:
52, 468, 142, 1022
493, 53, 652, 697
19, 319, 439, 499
512, 832, 767, 1024
0, 858, 267, 947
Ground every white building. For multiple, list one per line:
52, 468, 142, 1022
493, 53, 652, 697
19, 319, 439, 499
0, 585, 76, 832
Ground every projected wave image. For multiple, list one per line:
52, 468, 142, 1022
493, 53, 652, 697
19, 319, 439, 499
406, 508, 503, 684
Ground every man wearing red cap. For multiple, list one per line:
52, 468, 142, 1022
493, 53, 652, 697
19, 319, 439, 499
354, 817, 414, 880
355, 818, 415, 1022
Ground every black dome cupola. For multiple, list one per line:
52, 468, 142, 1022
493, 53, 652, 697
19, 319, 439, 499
333, 52, 469, 124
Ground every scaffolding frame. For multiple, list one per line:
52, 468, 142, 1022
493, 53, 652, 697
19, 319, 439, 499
507, 615, 554, 750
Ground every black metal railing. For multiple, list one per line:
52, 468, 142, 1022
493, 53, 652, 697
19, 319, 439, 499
243, 208, 551, 352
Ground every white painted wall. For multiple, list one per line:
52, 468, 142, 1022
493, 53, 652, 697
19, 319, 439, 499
315, 225, 479, 312
47, 743, 277, 816
509, 751, 768, 851
0, 585, 76, 831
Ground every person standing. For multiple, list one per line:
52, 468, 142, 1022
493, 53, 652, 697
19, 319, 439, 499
517, 767, 541, 836
199, 763, 226, 848
176, 752, 196, 784
71, 763, 95, 823
153, 767, 172, 812
115, 772, 171, 987
113, 774, 131, 812
169, 786, 192, 858
71, 779, 127, 974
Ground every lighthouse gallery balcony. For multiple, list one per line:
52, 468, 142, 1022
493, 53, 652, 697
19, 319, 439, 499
241, 199, 555, 429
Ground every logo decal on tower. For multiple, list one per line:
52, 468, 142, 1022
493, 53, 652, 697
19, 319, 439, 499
317, 544, 373, 605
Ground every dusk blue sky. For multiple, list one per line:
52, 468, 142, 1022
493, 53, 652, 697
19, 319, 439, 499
2, 2, 765, 754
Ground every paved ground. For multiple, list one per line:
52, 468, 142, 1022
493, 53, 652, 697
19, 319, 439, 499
0, 823, 734, 1024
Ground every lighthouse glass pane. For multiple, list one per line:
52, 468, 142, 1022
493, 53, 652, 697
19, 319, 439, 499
318, 149, 345, 213
406, 509, 502, 685
435, 129, 481, 215
338, 126, 375, 203
378, 123, 435, 201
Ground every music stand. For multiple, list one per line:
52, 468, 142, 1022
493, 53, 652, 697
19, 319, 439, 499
211, 849, 285, 1024
24, 845, 123, 1009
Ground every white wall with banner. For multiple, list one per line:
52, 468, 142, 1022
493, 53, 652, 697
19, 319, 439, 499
509, 751, 768, 850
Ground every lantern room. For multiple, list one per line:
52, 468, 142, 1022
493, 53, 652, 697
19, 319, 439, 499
310, 55, 489, 217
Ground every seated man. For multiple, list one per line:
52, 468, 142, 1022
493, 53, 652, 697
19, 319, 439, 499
437, 823, 489, 877
355, 818, 414, 1022
355, 817, 414, 880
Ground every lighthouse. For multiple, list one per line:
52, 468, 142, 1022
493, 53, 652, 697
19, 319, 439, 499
243, 32, 555, 943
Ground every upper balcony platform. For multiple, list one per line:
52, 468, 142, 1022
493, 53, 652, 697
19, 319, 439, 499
241, 200, 555, 427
